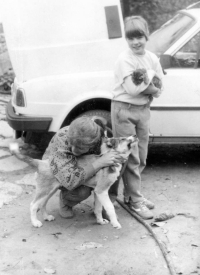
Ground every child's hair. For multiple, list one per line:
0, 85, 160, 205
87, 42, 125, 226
124, 16, 149, 40
68, 116, 107, 154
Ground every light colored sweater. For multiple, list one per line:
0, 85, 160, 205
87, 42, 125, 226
112, 48, 163, 105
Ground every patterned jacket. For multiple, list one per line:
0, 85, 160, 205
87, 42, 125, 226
43, 126, 95, 190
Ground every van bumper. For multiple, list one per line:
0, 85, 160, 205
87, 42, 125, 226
6, 101, 52, 131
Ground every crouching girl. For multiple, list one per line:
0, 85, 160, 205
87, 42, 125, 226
43, 116, 123, 218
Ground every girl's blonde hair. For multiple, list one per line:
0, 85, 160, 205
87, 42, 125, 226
124, 16, 149, 40
68, 116, 106, 149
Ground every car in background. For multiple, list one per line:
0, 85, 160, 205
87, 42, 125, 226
146, 5, 200, 143
3, 0, 200, 146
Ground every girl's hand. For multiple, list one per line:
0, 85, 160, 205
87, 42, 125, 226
93, 150, 125, 171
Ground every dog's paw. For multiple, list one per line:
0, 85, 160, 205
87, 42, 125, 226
44, 215, 55, 222
32, 220, 43, 228
97, 218, 109, 225
111, 222, 122, 229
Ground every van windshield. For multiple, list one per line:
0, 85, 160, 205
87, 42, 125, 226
146, 13, 195, 56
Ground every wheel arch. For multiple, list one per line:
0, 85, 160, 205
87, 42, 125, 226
23, 97, 112, 151
61, 97, 111, 127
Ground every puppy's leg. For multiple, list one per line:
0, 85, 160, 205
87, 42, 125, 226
30, 197, 44, 228
94, 193, 109, 225
95, 190, 121, 229
30, 178, 59, 228
41, 183, 60, 222
41, 204, 55, 222
31, 187, 58, 227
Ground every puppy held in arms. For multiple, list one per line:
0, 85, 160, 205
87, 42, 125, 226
10, 135, 137, 229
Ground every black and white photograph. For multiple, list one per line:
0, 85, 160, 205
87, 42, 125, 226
0, 0, 200, 274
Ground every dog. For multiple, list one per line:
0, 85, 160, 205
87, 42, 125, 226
10, 135, 137, 229
132, 68, 162, 89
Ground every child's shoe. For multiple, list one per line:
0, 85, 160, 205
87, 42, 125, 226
128, 201, 154, 220
142, 198, 155, 209
124, 196, 155, 210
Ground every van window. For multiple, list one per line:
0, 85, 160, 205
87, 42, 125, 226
104, 6, 122, 39
146, 13, 195, 56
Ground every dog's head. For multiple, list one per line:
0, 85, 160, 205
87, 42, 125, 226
103, 135, 138, 157
132, 69, 149, 86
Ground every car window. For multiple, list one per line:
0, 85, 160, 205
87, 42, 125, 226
172, 31, 200, 68
146, 13, 195, 57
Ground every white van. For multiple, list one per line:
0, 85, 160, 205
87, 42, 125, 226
3, 0, 126, 144
3, 1, 200, 146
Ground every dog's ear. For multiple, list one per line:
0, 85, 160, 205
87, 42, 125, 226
106, 138, 118, 149
91, 116, 107, 130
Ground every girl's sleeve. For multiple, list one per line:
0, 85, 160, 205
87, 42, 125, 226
50, 152, 96, 190
47, 128, 96, 190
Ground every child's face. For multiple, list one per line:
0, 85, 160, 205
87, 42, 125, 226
126, 36, 147, 55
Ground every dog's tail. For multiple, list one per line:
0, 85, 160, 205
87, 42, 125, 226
9, 143, 40, 167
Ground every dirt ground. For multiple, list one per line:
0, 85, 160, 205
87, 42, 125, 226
0, 143, 200, 275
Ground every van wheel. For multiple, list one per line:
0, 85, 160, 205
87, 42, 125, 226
77, 110, 112, 137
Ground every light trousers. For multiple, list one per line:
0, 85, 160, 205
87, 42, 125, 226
111, 100, 150, 203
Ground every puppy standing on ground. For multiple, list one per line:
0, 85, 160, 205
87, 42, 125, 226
10, 136, 137, 229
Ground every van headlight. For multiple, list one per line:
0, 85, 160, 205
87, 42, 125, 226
16, 88, 26, 107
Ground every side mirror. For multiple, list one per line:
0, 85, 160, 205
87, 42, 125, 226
160, 54, 172, 69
